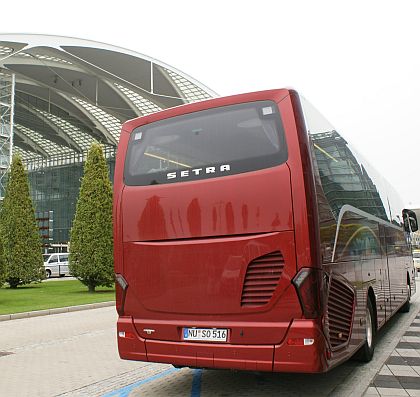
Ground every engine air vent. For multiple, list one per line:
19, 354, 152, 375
326, 276, 355, 349
240, 251, 285, 307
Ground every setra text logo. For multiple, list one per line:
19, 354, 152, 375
167, 164, 231, 180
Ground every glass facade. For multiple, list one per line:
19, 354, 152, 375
25, 147, 116, 244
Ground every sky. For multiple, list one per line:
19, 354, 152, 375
2, 0, 420, 207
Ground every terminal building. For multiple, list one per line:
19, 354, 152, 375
0, 34, 216, 249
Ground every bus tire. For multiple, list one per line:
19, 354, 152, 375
399, 280, 411, 313
356, 298, 376, 362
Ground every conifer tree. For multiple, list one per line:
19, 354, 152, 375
0, 154, 44, 288
69, 143, 113, 292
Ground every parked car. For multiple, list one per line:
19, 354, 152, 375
413, 250, 420, 273
43, 253, 70, 278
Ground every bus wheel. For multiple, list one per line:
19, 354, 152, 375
400, 280, 411, 313
356, 298, 376, 362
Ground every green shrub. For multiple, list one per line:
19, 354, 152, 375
69, 143, 114, 292
0, 154, 44, 288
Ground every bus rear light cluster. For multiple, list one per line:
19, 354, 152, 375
287, 338, 315, 346
115, 273, 128, 316
116, 274, 128, 290
292, 268, 321, 319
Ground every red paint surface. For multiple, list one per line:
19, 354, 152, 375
113, 89, 329, 372
121, 165, 292, 242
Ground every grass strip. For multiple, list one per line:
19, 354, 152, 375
0, 279, 115, 315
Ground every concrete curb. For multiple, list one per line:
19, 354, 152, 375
0, 301, 115, 322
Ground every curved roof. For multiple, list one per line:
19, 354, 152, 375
0, 34, 217, 161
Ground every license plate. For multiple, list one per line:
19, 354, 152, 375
183, 327, 228, 342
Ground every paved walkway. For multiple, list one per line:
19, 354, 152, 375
0, 306, 146, 397
365, 312, 420, 396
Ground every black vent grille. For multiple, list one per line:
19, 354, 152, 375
326, 277, 355, 349
240, 251, 284, 307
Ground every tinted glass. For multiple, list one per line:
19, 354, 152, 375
49, 255, 58, 263
299, 95, 407, 264
59, 254, 68, 262
336, 219, 382, 262
124, 101, 287, 186
43, 254, 51, 262
302, 97, 406, 228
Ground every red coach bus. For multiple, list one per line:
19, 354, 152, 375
113, 89, 417, 373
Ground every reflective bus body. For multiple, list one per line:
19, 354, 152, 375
114, 89, 415, 372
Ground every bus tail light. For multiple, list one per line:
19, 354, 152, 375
292, 268, 320, 319
115, 273, 128, 316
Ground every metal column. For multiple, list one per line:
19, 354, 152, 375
0, 72, 15, 199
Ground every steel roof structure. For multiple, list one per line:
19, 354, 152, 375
0, 34, 217, 162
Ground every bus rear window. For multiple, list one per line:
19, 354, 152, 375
124, 100, 287, 186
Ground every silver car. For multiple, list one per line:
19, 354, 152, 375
413, 251, 420, 274
43, 253, 70, 278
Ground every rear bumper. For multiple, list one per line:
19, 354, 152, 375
273, 319, 328, 373
117, 317, 329, 373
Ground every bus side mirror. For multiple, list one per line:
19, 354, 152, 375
403, 209, 418, 233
